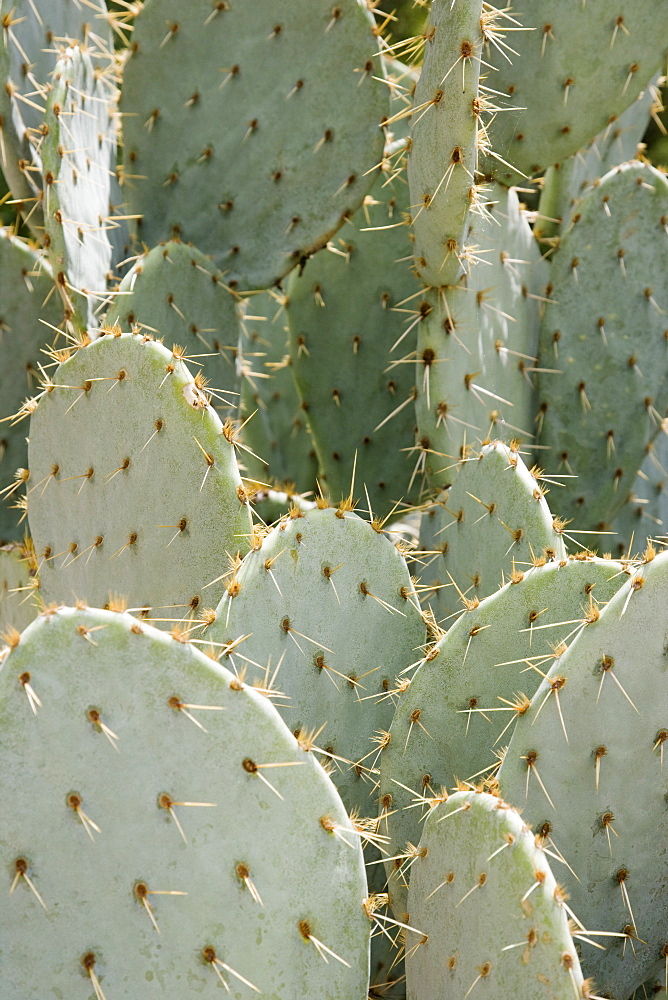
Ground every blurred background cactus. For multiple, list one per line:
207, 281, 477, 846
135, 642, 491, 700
0, 1, 667, 998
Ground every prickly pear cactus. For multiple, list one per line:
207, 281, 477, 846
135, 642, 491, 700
535, 76, 662, 243
414, 185, 549, 492
536, 161, 668, 531
498, 547, 668, 999
120, 0, 389, 290
203, 504, 426, 820
0, 605, 371, 999
0, 0, 112, 216
406, 791, 588, 1000
408, 0, 484, 287
0, 230, 65, 541
27, 331, 252, 618
237, 291, 318, 494
41, 44, 117, 329
379, 554, 626, 921
105, 239, 242, 415
286, 165, 422, 519
418, 441, 567, 622
0, 541, 38, 634
479, 2, 668, 185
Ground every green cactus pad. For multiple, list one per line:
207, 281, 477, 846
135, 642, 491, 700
418, 441, 567, 623
120, 0, 388, 291
41, 44, 117, 330
536, 77, 661, 243
0, 541, 38, 634
415, 185, 549, 492
0, 0, 112, 216
611, 429, 668, 558
408, 0, 484, 287
479, 2, 668, 185
203, 505, 426, 821
407, 791, 586, 1000
536, 161, 668, 531
0, 230, 66, 541
27, 331, 252, 619
379, 554, 626, 920
0, 605, 371, 999
286, 165, 422, 520
237, 291, 318, 493
498, 548, 668, 999
105, 239, 241, 416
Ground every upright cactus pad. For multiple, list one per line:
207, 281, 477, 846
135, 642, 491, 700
498, 548, 668, 999
0, 606, 371, 999
105, 239, 242, 415
121, 0, 388, 291
479, 2, 668, 185
41, 44, 117, 329
414, 185, 549, 492
0, 0, 112, 215
203, 505, 426, 820
287, 166, 422, 519
536, 161, 668, 530
418, 441, 567, 622
379, 554, 626, 920
408, 0, 484, 287
27, 331, 252, 618
407, 791, 587, 1000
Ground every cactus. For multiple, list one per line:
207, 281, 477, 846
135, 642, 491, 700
0, 540, 37, 633
120, 0, 389, 290
408, 0, 484, 288
0, 605, 371, 999
105, 239, 242, 415
27, 331, 252, 617
406, 791, 587, 1000
41, 43, 117, 330
203, 504, 426, 821
237, 291, 319, 495
0, 229, 64, 541
0, 2, 667, 997
418, 440, 567, 622
379, 552, 626, 921
478, 2, 668, 186
0, 0, 112, 223
286, 163, 423, 518
414, 185, 549, 492
535, 161, 668, 531
498, 547, 668, 999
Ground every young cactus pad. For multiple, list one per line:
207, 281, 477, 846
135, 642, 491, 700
42, 44, 117, 329
408, 0, 484, 288
27, 331, 252, 618
0, 605, 371, 999
120, 0, 388, 291
418, 441, 567, 622
414, 185, 549, 492
203, 505, 427, 821
105, 239, 242, 414
406, 791, 587, 1000
379, 554, 626, 921
478, 1, 668, 185
498, 547, 668, 999
0, 0, 112, 214
536, 161, 668, 530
